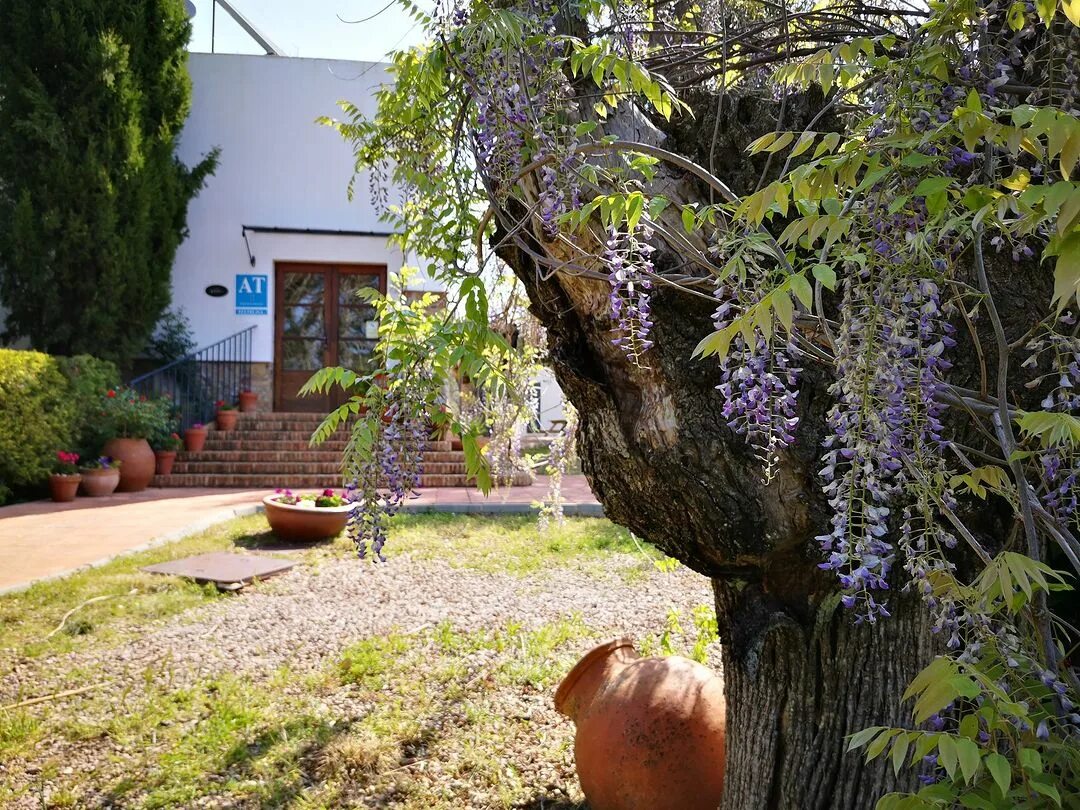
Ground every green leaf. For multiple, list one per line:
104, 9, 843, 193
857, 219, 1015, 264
682, 205, 696, 233
985, 752, 1011, 795
575, 121, 598, 137
955, 737, 981, 784
914, 177, 954, 197
847, 726, 885, 751
812, 264, 838, 291
1035, 0, 1056, 24
938, 735, 958, 778
790, 274, 813, 308
891, 733, 910, 776
648, 196, 670, 220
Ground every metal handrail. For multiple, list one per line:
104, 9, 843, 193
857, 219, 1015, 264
129, 326, 256, 431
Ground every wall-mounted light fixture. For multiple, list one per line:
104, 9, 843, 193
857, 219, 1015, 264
241, 226, 256, 267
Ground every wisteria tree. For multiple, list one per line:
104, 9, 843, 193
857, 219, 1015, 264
313, 0, 1080, 806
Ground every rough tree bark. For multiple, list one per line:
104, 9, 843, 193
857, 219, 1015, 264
491, 89, 1045, 807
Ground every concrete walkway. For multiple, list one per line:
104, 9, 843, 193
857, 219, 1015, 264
0, 477, 601, 594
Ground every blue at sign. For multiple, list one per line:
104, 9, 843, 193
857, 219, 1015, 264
235, 274, 268, 315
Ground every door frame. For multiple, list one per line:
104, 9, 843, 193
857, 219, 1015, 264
273, 261, 388, 412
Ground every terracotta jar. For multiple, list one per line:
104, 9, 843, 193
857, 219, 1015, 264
555, 638, 726, 810
216, 409, 239, 431
154, 450, 177, 476
104, 437, 155, 492
263, 496, 352, 542
238, 390, 258, 412
184, 426, 208, 452
80, 467, 120, 497
48, 473, 81, 502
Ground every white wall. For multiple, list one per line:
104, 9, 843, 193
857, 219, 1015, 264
173, 53, 404, 362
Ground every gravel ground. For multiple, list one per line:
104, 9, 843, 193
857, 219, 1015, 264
1, 545, 716, 808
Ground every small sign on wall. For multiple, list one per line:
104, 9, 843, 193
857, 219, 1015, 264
235, 274, 268, 315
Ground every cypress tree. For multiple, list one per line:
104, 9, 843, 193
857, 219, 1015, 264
0, 0, 218, 363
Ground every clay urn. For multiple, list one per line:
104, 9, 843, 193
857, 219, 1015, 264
215, 408, 239, 431
555, 638, 726, 810
238, 390, 258, 412
103, 437, 155, 492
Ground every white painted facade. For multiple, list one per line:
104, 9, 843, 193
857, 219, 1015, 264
173, 52, 419, 362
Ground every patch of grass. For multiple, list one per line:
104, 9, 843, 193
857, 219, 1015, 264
0, 709, 41, 757
384, 513, 661, 577
0, 514, 274, 659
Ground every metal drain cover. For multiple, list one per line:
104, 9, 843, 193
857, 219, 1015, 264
142, 552, 295, 587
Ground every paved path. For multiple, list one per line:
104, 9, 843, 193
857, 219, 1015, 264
0, 477, 600, 594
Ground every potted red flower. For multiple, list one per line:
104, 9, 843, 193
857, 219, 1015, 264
215, 400, 239, 431
99, 387, 170, 492
154, 432, 183, 476
184, 422, 208, 452
49, 451, 82, 502
238, 389, 258, 412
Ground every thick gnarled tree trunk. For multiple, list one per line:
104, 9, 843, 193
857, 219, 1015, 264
500, 235, 932, 807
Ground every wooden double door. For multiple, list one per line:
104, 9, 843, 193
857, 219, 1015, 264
274, 262, 385, 412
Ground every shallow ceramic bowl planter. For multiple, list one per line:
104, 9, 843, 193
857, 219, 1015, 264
104, 437, 155, 492
154, 450, 177, 476
48, 473, 81, 502
263, 496, 352, 542
184, 426, 208, 452
216, 409, 239, 431
239, 390, 258, 412
555, 637, 726, 810
80, 468, 120, 498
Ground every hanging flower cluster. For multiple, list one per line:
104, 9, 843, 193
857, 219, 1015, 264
539, 407, 578, 531
345, 382, 429, 561
816, 267, 955, 622
712, 286, 800, 482
605, 226, 655, 367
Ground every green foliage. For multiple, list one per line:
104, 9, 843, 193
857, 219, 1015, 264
0, 349, 126, 501
0, 1, 218, 365
0, 349, 75, 502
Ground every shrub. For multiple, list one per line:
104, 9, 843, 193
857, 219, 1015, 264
0, 350, 123, 502
56, 354, 120, 455
0, 349, 75, 502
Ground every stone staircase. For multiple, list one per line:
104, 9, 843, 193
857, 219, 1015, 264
153, 411, 492, 489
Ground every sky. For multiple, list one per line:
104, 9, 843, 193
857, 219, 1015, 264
188, 0, 432, 62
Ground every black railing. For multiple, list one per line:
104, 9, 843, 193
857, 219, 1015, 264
129, 326, 256, 430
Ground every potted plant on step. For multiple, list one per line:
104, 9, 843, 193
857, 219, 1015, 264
263, 488, 353, 542
215, 399, 239, 431
184, 422, 208, 452
49, 451, 82, 502
79, 456, 121, 497
100, 388, 168, 492
238, 389, 257, 412
153, 431, 183, 476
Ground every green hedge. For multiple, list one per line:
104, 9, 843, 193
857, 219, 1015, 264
0, 349, 119, 503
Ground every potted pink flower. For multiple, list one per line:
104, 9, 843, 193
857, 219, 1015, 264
263, 488, 352, 542
215, 400, 239, 431
184, 422, 208, 452
49, 451, 82, 502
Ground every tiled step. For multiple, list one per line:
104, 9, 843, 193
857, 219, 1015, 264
153, 473, 473, 488
170, 460, 468, 475
200, 439, 351, 452
182, 450, 466, 464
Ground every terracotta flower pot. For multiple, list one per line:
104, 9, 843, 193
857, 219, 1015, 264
49, 473, 81, 502
263, 495, 352, 542
154, 450, 177, 476
238, 390, 258, 412
184, 426, 208, 452
79, 467, 120, 498
555, 638, 726, 810
216, 409, 239, 431
104, 437, 155, 493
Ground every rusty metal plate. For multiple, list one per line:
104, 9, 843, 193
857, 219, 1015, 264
142, 552, 295, 587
